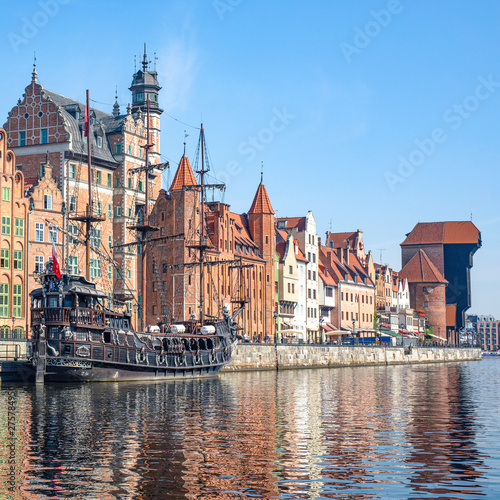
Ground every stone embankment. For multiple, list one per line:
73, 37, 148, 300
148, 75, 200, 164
221, 344, 481, 372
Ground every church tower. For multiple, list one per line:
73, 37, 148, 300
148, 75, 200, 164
129, 43, 162, 166
248, 175, 276, 339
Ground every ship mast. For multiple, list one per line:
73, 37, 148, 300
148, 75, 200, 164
198, 124, 207, 323
70, 90, 105, 281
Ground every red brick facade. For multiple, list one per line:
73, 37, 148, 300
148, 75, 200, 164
145, 158, 275, 340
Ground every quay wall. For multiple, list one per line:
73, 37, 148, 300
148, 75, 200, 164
221, 345, 482, 372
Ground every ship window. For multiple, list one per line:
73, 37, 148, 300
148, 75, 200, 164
123, 319, 129, 330
48, 296, 58, 307
49, 327, 60, 339
76, 331, 86, 341
92, 332, 101, 342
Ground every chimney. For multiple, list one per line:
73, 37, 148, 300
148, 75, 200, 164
337, 247, 343, 264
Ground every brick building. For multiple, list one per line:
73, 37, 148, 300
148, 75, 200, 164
3, 50, 163, 328
145, 154, 276, 340
400, 249, 448, 341
0, 127, 29, 358
24, 155, 64, 312
401, 221, 481, 343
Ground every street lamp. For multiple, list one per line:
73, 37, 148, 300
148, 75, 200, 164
352, 318, 356, 345
273, 310, 278, 344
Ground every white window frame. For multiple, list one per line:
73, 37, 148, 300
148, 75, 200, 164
35, 222, 44, 242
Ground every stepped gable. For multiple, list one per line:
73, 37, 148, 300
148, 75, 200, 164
248, 182, 275, 215
400, 249, 448, 284
401, 221, 480, 245
169, 154, 197, 191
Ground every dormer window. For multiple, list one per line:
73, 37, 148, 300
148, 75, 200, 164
75, 110, 80, 119
97, 136, 103, 148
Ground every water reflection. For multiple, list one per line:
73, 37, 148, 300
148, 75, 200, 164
1, 360, 498, 499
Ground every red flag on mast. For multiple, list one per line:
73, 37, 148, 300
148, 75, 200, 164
84, 102, 89, 137
52, 242, 62, 279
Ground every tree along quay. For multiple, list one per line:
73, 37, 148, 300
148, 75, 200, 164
221, 344, 481, 372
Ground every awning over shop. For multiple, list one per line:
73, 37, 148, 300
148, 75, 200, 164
321, 322, 337, 332
380, 328, 404, 338
325, 330, 351, 336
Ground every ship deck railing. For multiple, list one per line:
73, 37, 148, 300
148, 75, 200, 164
31, 307, 123, 330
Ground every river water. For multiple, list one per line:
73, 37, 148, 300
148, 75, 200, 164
1, 358, 499, 499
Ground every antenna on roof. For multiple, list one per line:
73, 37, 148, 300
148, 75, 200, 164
154, 52, 158, 71
260, 161, 263, 184
134, 55, 136, 73
470, 212, 473, 221
378, 249, 386, 263
329, 218, 332, 231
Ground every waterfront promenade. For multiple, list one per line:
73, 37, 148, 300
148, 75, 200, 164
222, 343, 481, 372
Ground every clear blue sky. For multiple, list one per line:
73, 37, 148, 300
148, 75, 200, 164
1, 0, 499, 317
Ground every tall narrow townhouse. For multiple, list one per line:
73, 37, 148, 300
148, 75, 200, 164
275, 230, 299, 342
277, 211, 319, 342
0, 128, 29, 358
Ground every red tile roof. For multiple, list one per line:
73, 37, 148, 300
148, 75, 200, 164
400, 249, 448, 284
276, 242, 287, 262
169, 155, 197, 191
276, 228, 289, 243
248, 183, 275, 215
401, 221, 480, 246
277, 217, 305, 231
293, 240, 308, 262
24, 176, 38, 189
326, 231, 357, 249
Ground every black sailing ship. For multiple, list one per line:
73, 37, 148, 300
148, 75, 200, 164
26, 92, 245, 383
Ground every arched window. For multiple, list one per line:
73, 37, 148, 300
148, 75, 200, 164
13, 327, 23, 339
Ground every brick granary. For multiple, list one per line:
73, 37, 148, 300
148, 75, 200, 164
146, 154, 276, 341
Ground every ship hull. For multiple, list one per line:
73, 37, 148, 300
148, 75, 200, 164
23, 357, 228, 383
